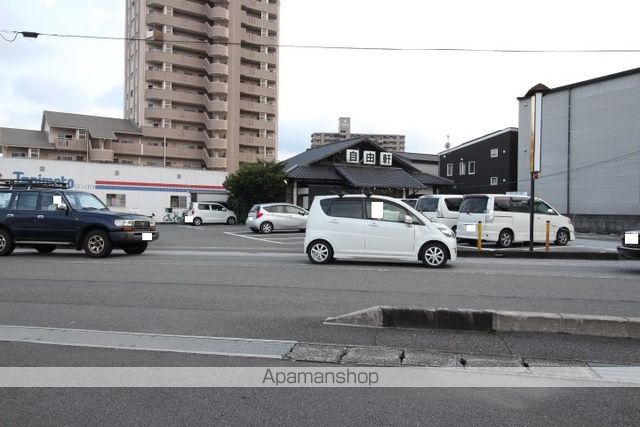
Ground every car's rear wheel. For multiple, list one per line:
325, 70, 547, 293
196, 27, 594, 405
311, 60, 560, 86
83, 229, 113, 258
555, 228, 570, 246
307, 240, 333, 264
420, 242, 448, 268
226, 217, 237, 225
193, 217, 203, 226
497, 229, 514, 248
35, 245, 57, 254
260, 221, 273, 234
0, 229, 15, 256
122, 242, 148, 255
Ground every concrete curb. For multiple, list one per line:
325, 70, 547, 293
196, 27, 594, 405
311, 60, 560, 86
457, 248, 620, 261
324, 306, 640, 339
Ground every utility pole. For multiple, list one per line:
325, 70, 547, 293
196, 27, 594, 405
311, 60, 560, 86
528, 89, 544, 251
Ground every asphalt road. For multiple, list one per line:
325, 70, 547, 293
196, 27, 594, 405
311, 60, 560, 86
1, 224, 638, 425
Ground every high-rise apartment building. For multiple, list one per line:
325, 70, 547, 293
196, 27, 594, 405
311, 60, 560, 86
124, 0, 279, 172
311, 117, 406, 152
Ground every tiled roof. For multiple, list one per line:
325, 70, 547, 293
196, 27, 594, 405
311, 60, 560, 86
287, 165, 342, 180
0, 127, 50, 149
283, 137, 367, 171
335, 166, 425, 189
396, 152, 439, 163
42, 111, 142, 139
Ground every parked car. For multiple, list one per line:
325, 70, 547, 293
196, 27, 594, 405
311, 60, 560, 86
0, 179, 158, 258
246, 203, 309, 233
415, 194, 463, 233
183, 202, 237, 226
455, 194, 574, 248
617, 230, 640, 259
304, 194, 457, 268
401, 198, 418, 209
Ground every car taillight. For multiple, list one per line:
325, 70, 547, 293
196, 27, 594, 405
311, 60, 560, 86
256, 210, 263, 219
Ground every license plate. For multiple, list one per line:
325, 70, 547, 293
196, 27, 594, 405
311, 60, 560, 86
465, 224, 476, 232
142, 233, 153, 241
625, 232, 639, 245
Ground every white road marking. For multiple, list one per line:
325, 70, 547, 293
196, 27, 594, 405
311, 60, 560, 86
224, 232, 285, 244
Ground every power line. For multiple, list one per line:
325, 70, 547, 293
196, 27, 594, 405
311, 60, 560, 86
1, 29, 640, 53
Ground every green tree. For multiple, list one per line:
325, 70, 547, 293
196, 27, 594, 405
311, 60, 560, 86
223, 160, 287, 223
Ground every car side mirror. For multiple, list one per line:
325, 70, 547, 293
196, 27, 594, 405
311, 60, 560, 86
404, 215, 413, 224
222, 207, 227, 211
547, 208, 554, 214
56, 203, 68, 211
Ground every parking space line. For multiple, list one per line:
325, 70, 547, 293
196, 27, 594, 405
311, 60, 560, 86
223, 232, 286, 244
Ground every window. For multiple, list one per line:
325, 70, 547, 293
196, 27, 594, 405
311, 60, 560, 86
459, 197, 488, 214
490, 177, 499, 186
494, 197, 511, 212
285, 205, 305, 215
328, 199, 363, 219
30, 149, 40, 159
0, 192, 12, 208
211, 204, 223, 211
459, 161, 466, 176
106, 194, 126, 208
446, 163, 453, 177
415, 197, 439, 212
366, 200, 418, 224
266, 205, 285, 213
468, 161, 476, 175
510, 198, 530, 213
39, 193, 62, 211
13, 192, 39, 210
490, 148, 499, 158
535, 200, 556, 215
444, 198, 463, 212
170, 195, 187, 208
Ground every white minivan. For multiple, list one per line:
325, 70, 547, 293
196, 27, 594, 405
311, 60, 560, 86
456, 194, 575, 248
304, 195, 457, 268
415, 195, 463, 233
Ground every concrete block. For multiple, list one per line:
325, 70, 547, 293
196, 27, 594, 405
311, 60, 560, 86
402, 350, 459, 367
287, 343, 347, 363
340, 346, 403, 366
461, 354, 524, 368
323, 306, 383, 327
626, 317, 640, 339
561, 314, 629, 338
382, 307, 436, 329
493, 311, 563, 333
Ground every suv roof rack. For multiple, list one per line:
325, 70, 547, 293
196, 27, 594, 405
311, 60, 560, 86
0, 179, 69, 190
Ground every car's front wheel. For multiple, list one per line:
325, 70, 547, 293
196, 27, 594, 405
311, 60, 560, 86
555, 229, 570, 246
497, 229, 514, 248
226, 217, 237, 225
307, 240, 334, 264
0, 229, 15, 257
83, 229, 113, 258
193, 217, 203, 226
122, 242, 148, 255
420, 242, 448, 268
35, 245, 57, 254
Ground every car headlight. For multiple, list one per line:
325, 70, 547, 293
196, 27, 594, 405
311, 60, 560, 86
149, 219, 156, 227
434, 224, 455, 238
114, 219, 134, 227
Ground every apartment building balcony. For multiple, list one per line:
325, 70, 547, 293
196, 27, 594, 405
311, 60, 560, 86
239, 82, 276, 97
143, 126, 204, 142
204, 98, 228, 112
146, 70, 207, 89
239, 100, 276, 114
242, 0, 278, 15
112, 141, 142, 156
146, 88, 203, 106
145, 51, 206, 72
142, 144, 164, 157
205, 24, 229, 40
148, 0, 206, 16
145, 107, 204, 123
240, 65, 275, 80
207, 44, 229, 58
207, 5, 229, 21
242, 15, 277, 32
240, 30, 276, 46
204, 118, 227, 131
170, 38, 209, 56
207, 81, 228, 95
238, 152, 276, 163
203, 150, 227, 169
238, 135, 276, 148
165, 145, 203, 160
239, 118, 276, 132
204, 138, 227, 150
240, 48, 276, 64
147, 12, 206, 35
207, 62, 229, 76
89, 145, 114, 163
54, 138, 87, 152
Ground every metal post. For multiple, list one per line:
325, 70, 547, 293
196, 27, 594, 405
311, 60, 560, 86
545, 220, 551, 252
529, 172, 535, 252
477, 221, 482, 251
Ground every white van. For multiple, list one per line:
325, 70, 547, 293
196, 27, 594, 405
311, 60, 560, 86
456, 194, 575, 248
415, 195, 463, 232
304, 195, 457, 268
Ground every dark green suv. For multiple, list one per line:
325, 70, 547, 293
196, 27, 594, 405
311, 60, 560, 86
0, 179, 159, 258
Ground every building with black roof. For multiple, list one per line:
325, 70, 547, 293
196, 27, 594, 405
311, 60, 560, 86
283, 137, 453, 209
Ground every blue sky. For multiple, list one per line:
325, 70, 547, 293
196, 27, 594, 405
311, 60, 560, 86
1, 0, 639, 160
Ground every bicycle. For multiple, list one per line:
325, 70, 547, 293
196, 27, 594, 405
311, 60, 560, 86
162, 209, 182, 223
